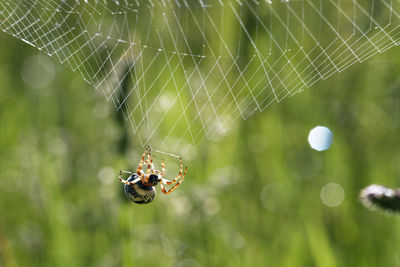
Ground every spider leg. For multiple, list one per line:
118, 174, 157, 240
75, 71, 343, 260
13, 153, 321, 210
159, 178, 174, 185
144, 146, 153, 183
119, 177, 141, 185
168, 157, 184, 184
160, 166, 188, 194
119, 170, 133, 181
143, 155, 156, 164
136, 146, 149, 176
143, 158, 156, 174
161, 160, 166, 177
119, 171, 141, 185
149, 148, 156, 174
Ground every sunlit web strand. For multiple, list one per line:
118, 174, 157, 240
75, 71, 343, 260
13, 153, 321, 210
1, 0, 400, 157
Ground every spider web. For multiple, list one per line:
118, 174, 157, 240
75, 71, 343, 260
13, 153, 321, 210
1, 0, 399, 156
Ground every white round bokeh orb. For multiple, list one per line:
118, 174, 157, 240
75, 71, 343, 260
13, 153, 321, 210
308, 126, 333, 151
320, 183, 345, 207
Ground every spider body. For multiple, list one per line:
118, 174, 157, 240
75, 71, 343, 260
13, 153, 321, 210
124, 174, 156, 204
146, 174, 159, 186
119, 146, 187, 204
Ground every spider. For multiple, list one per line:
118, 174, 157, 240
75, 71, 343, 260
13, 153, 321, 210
118, 146, 188, 204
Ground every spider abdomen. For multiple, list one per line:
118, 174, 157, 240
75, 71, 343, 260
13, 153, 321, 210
124, 175, 156, 204
118, 146, 188, 203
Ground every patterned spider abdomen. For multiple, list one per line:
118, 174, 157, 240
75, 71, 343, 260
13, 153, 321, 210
124, 174, 156, 204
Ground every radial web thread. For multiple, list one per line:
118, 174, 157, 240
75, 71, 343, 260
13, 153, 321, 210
1, 0, 399, 155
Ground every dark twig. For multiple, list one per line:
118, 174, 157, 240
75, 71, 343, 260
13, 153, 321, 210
360, 184, 400, 212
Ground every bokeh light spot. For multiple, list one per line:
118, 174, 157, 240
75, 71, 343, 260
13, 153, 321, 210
320, 183, 345, 207
308, 126, 333, 151
202, 197, 220, 216
21, 54, 55, 89
97, 166, 115, 185
260, 183, 285, 212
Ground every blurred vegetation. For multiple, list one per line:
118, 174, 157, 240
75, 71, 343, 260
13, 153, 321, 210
2, 5, 400, 267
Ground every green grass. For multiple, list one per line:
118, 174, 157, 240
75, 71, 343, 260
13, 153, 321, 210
2, 17, 400, 267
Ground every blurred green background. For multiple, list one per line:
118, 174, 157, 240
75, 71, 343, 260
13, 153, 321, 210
2, 4, 400, 267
